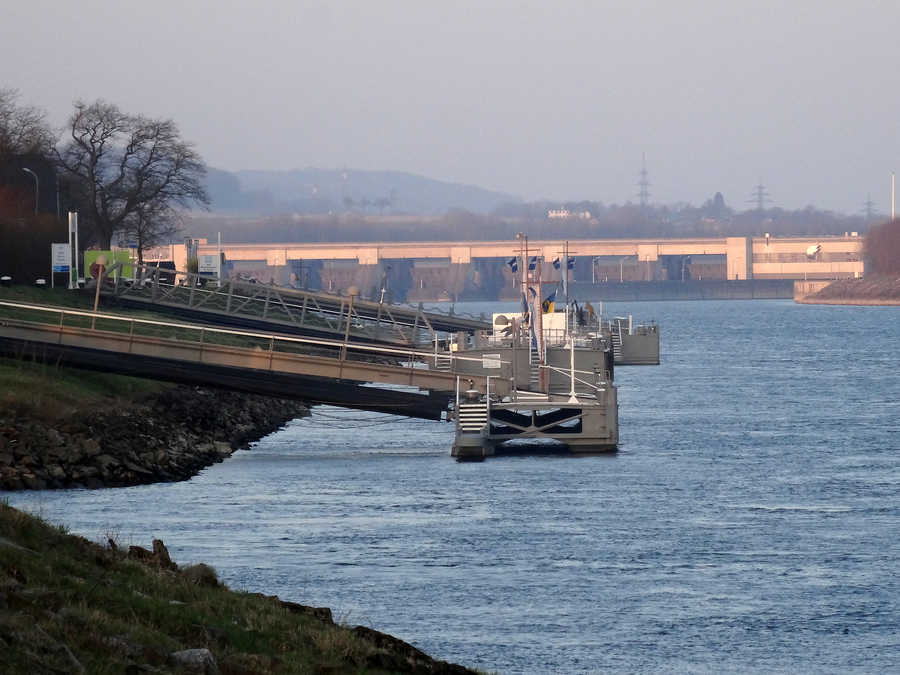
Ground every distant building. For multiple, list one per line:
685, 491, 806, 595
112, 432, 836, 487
547, 209, 591, 220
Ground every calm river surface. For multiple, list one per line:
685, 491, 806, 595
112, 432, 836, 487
5, 299, 900, 673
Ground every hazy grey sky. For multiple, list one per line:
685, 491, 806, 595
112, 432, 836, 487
5, 0, 900, 213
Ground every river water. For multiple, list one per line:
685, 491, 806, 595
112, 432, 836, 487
4, 299, 900, 673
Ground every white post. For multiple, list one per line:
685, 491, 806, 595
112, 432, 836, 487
68, 212, 79, 289
74, 214, 80, 286
217, 231, 222, 287
568, 336, 578, 403
563, 240, 570, 340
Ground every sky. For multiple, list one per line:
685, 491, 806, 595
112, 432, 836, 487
4, 0, 900, 214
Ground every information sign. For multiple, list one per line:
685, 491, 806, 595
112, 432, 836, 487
198, 254, 220, 274
51, 243, 71, 272
482, 353, 502, 369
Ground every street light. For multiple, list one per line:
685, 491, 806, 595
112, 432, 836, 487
22, 168, 38, 215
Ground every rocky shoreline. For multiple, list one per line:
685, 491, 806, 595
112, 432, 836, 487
0, 386, 309, 490
798, 276, 900, 305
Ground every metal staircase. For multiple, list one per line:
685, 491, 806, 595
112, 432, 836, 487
457, 401, 489, 432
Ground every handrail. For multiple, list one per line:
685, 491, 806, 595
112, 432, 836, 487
539, 363, 608, 393
0, 300, 511, 369
114, 261, 490, 332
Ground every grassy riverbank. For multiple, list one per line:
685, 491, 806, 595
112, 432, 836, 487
0, 356, 169, 422
0, 503, 478, 674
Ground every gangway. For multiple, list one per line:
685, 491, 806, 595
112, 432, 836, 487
101, 262, 491, 347
0, 300, 511, 421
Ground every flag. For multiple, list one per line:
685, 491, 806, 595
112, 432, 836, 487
506, 257, 518, 273
527, 286, 537, 299
542, 289, 556, 314
567, 256, 575, 270
554, 256, 574, 270
528, 256, 537, 271
552, 257, 561, 270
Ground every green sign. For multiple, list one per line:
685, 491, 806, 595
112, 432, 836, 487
84, 250, 135, 280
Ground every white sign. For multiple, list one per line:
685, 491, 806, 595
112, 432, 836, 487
482, 353, 502, 369
51, 243, 71, 272
198, 254, 220, 274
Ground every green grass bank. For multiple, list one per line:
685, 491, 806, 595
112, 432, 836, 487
0, 503, 479, 674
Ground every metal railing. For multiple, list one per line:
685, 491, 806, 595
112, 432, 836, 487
0, 300, 512, 382
539, 363, 610, 397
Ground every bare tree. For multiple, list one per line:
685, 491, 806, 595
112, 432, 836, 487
124, 198, 182, 263
864, 219, 900, 275
0, 88, 54, 158
56, 99, 209, 249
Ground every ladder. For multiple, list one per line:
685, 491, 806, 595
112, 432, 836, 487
529, 348, 541, 388
457, 402, 488, 432
610, 318, 627, 360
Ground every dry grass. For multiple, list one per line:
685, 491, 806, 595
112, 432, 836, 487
0, 356, 170, 422
0, 502, 478, 674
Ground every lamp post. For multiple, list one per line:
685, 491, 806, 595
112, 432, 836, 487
22, 168, 38, 215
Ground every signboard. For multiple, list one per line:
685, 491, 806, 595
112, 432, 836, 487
482, 353, 502, 369
51, 243, 71, 272
84, 250, 135, 280
198, 254, 220, 275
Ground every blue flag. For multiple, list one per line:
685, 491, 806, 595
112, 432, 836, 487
552, 257, 561, 270
528, 256, 537, 271
506, 257, 518, 273
542, 289, 557, 314
567, 256, 575, 270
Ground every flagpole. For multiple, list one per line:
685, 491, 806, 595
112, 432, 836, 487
564, 240, 570, 338
535, 254, 544, 390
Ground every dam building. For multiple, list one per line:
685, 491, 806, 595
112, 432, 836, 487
143, 234, 863, 302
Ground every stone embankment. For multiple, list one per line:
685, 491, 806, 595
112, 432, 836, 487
0, 387, 308, 490
795, 276, 900, 305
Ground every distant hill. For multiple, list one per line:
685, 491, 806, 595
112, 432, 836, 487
205, 167, 520, 215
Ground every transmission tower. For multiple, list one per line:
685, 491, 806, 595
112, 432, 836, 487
637, 154, 651, 208
748, 177, 771, 211
862, 193, 878, 222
